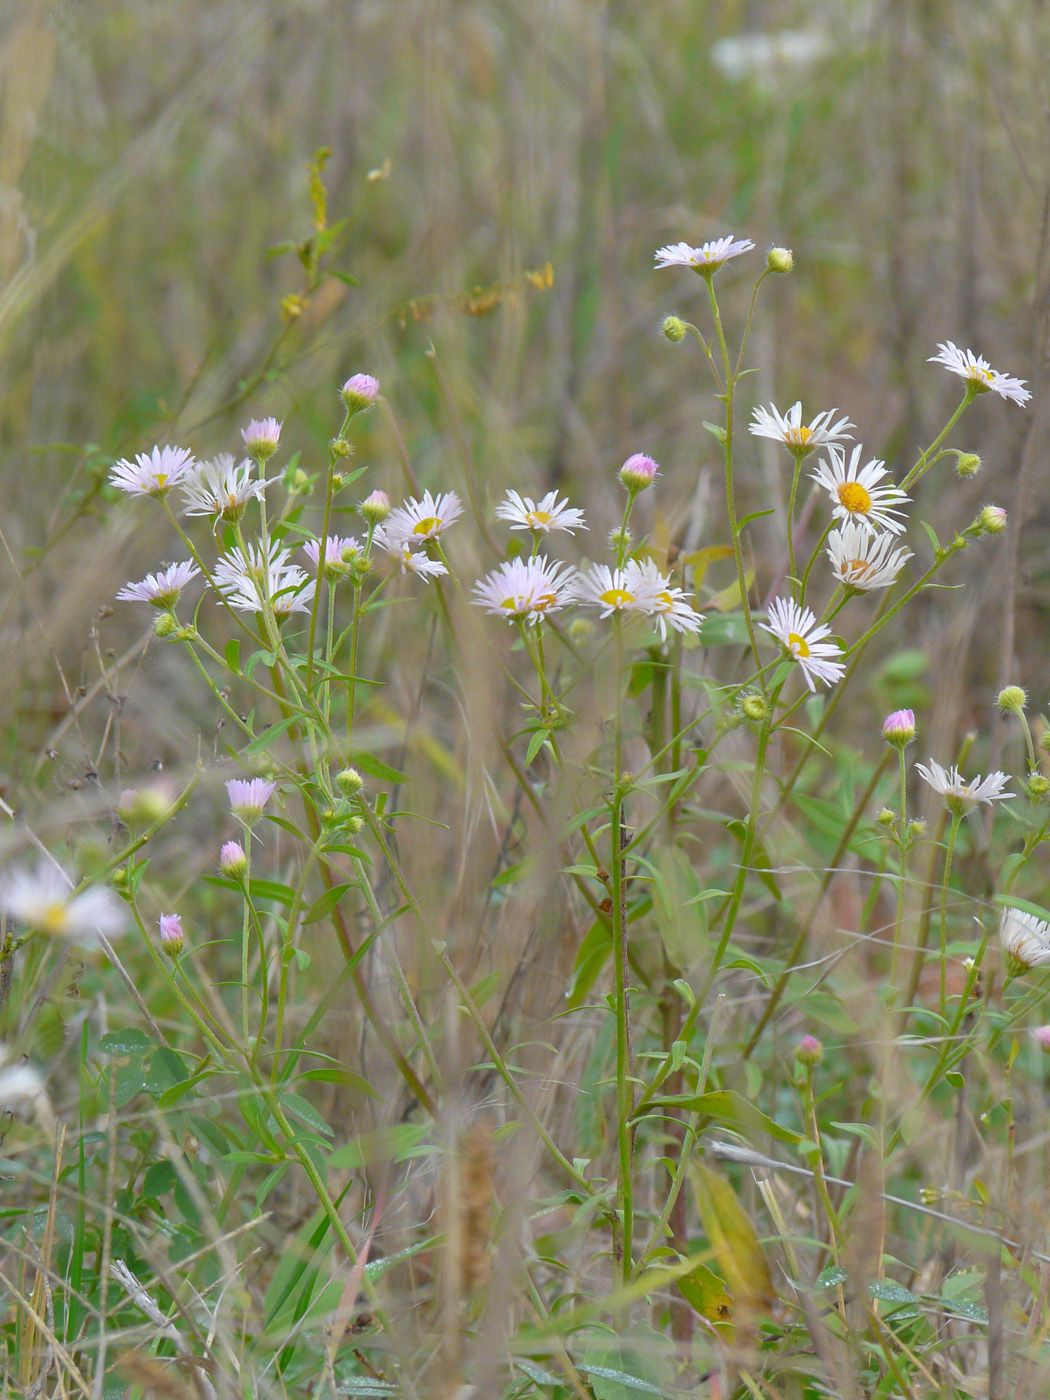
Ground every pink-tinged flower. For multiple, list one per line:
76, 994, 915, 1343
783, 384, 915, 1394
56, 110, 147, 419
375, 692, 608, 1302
109, 445, 197, 498
1000, 907, 1050, 976
303, 534, 362, 581
619, 454, 660, 492
495, 489, 586, 535
359, 489, 391, 525
749, 402, 854, 456
795, 1034, 824, 1066
761, 597, 845, 691
226, 778, 276, 824
826, 522, 912, 591
116, 560, 200, 608
915, 758, 1013, 817
472, 556, 576, 623
811, 445, 909, 536
0, 862, 125, 947
340, 374, 380, 411
882, 709, 916, 747
654, 236, 755, 273
380, 490, 463, 548
181, 454, 268, 521
158, 913, 184, 958
625, 558, 704, 639
220, 840, 247, 877
212, 541, 315, 618
928, 341, 1031, 406
241, 417, 282, 459
1032, 1024, 1050, 1052
980, 505, 1007, 535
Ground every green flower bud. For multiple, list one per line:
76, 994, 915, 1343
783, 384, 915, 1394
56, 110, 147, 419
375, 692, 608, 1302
740, 693, 768, 722
955, 452, 981, 479
331, 437, 353, 458
980, 505, 1007, 535
767, 246, 794, 274
662, 315, 686, 342
998, 685, 1027, 715
1027, 773, 1050, 799
336, 767, 363, 796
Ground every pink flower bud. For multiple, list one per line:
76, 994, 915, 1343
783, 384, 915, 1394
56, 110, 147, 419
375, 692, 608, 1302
882, 709, 916, 747
619, 453, 660, 493
340, 374, 379, 412
159, 913, 184, 957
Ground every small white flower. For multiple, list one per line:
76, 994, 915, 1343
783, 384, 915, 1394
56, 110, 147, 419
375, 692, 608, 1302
0, 1047, 50, 1125
116, 560, 200, 608
826, 523, 912, 591
400, 549, 447, 580
212, 541, 315, 617
928, 341, 1031, 407
761, 597, 845, 691
915, 758, 1013, 817
811, 444, 910, 536
381, 490, 463, 548
999, 907, 1050, 975
571, 563, 647, 619
226, 777, 276, 822
626, 559, 705, 639
749, 402, 854, 456
303, 535, 362, 580
180, 454, 268, 520
0, 862, 125, 947
654, 236, 755, 273
109, 445, 196, 498
472, 556, 576, 622
495, 490, 587, 535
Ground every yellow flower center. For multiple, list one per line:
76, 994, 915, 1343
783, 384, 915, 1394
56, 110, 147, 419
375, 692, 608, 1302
843, 558, 872, 583
786, 425, 813, 446
653, 589, 674, 612
37, 902, 70, 937
412, 516, 441, 536
528, 510, 553, 527
838, 481, 872, 514
788, 631, 811, 658
601, 587, 633, 609
534, 592, 556, 611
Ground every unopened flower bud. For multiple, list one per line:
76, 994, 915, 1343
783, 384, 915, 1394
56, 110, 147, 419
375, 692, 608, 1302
241, 417, 282, 462
767, 246, 794, 274
159, 913, 184, 958
359, 489, 391, 525
1041, 731, 1050, 754
331, 437, 353, 458
609, 526, 632, 553
1032, 1025, 1050, 1053
568, 618, 595, 644
291, 469, 311, 494
907, 819, 927, 838
118, 783, 175, 826
331, 473, 347, 492
153, 613, 178, 638
876, 807, 897, 827
1027, 773, 1050, 799
340, 373, 379, 413
662, 315, 686, 342
955, 452, 981, 479
883, 708, 916, 747
740, 693, 768, 723
111, 866, 128, 888
795, 1034, 823, 1067
220, 841, 247, 878
980, 505, 1007, 535
336, 767, 363, 796
346, 814, 365, 834
998, 685, 1027, 714
619, 453, 660, 493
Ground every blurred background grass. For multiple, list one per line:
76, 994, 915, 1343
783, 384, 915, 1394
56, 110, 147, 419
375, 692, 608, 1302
2, 0, 1049, 785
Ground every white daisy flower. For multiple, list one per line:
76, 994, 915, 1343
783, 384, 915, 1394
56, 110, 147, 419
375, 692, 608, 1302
109, 445, 196, 498
826, 522, 912, 591
761, 597, 845, 691
495, 490, 587, 535
400, 549, 447, 580
811, 444, 910, 536
472, 556, 576, 623
212, 541, 315, 617
654, 236, 755, 273
915, 758, 1013, 817
381, 490, 463, 548
626, 559, 705, 639
1000, 906, 1050, 975
749, 402, 855, 456
180, 454, 268, 521
571, 564, 648, 619
116, 560, 200, 608
0, 862, 125, 947
928, 341, 1031, 407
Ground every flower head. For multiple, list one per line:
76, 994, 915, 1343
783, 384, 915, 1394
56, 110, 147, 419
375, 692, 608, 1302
226, 778, 276, 824
373, 531, 447, 580
212, 541, 315, 617
180, 454, 268, 521
915, 758, 1013, 817
495, 489, 586, 535
340, 374, 380, 411
811, 445, 910, 536
619, 454, 660, 493
761, 597, 845, 691
109, 445, 197, 498
826, 522, 912, 591
795, 1034, 824, 1067
116, 560, 200, 609
928, 341, 1031, 406
626, 558, 704, 639
0, 862, 125, 947
303, 535, 362, 581
472, 556, 576, 623
241, 417, 282, 460
883, 709, 916, 747
999, 906, 1050, 976
359, 489, 391, 525
980, 505, 1008, 535
749, 402, 854, 457
570, 563, 646, 619
380, 490, 463, 547
654, 236, 755, 274
158, 913, 184, 958
220, 841, 247, 878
